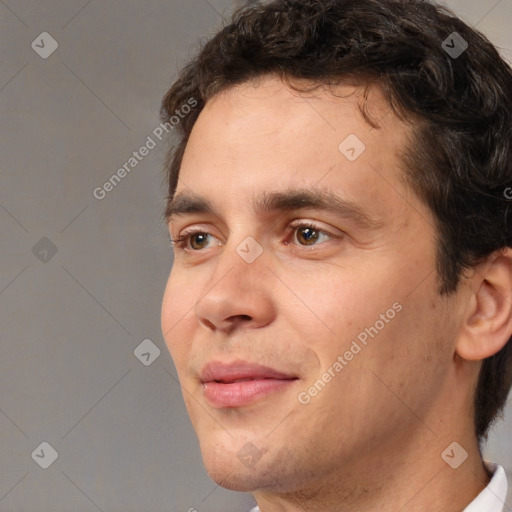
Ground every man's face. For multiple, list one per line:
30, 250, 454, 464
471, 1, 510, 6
161, 76, 462, 493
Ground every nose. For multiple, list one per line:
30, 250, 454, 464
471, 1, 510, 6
194, 240, 275, 334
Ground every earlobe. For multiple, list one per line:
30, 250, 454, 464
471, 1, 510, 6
456, 248, 512, 361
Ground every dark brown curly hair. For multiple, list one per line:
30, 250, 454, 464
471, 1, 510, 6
160, 0, 512, 442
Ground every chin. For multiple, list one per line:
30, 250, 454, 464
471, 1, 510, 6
206, 469, 263, 492
199, 441, 275, 492
201, 455, 263, 491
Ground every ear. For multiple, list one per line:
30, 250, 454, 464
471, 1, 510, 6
456, 248, 512, 361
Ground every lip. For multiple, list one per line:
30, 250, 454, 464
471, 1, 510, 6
200, 360, 299, 408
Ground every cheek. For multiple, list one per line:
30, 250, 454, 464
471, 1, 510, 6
290, 259, 443, 389
345, 276, 454, 407
282, 265, 394, 361
161, 270, 198, 364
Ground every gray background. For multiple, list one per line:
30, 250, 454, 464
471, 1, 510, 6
0, 1, 510, 511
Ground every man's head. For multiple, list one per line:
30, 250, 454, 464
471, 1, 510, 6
160, 0, 512, 500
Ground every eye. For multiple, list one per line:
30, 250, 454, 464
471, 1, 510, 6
171, 230, 219, 251
171, 222, 338, 253
289, 222, 333, 248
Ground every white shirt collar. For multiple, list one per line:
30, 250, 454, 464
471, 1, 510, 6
248, 463, 509, 512
463, 463, 509, 512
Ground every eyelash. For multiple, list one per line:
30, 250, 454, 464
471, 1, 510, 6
170, 221, 339, 253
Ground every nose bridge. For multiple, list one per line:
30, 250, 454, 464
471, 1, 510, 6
207, 205, 266, 272
212, 233, 266, 292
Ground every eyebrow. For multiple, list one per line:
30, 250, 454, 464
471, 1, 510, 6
165, 188, 382, 230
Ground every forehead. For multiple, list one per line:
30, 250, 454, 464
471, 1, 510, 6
197, 75, 401, 137
173, 75, 417, 221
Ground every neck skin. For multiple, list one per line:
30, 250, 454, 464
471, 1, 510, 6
252, 365, 491, 512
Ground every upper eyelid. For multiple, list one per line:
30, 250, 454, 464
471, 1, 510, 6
175, 220, 333, 238
172, 218, 336, 235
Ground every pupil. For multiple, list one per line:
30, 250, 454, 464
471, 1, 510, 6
192, 233, 207, 249
300, 227, 318, 245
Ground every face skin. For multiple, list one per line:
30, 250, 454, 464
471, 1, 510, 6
161, 76, 505, 512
